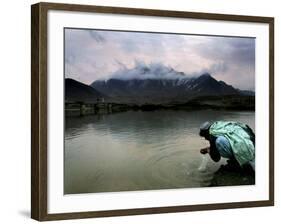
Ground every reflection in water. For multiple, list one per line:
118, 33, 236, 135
64, 110, 255, 194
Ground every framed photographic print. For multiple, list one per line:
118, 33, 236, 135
31, 2, 274, 221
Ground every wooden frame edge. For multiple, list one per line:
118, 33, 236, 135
31, 2, 274, 221
31, 3, 48, 221
31, 3, 40, 220
37, 2, 274, 23
269, 18, 274, 205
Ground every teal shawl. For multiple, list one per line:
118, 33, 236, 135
209, 121, 255, 165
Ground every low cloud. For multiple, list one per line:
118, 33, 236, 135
65, 29, 255, 90
108, 61, 188, 80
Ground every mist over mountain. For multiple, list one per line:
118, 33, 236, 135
106, 61, 187, 80
90, 63, 250, 104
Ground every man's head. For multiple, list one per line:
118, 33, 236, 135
199, 121, 212, 140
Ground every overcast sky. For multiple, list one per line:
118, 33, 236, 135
65, 28, 255, 91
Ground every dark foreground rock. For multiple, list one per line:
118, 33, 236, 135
210, 159, 255, 187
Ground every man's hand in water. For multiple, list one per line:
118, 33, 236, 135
200, 147, 210, 154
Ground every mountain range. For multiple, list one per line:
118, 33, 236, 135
65, 78, 105, 103
66, 64, 254, 104
91, 74, 251, 104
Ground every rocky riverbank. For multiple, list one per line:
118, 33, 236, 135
209, 159, 255, 187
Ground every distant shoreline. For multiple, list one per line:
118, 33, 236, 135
65, 95, 255, 117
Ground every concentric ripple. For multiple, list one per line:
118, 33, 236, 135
64, 110, 255, 194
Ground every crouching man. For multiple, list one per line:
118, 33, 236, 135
199, 121, 255, 172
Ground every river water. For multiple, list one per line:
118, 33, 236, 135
64, 110, 255, 194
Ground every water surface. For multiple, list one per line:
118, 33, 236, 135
64, 110, 255, 194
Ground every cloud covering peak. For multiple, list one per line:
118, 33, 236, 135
65, 29, 255, 90
106, 61, 188, 80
